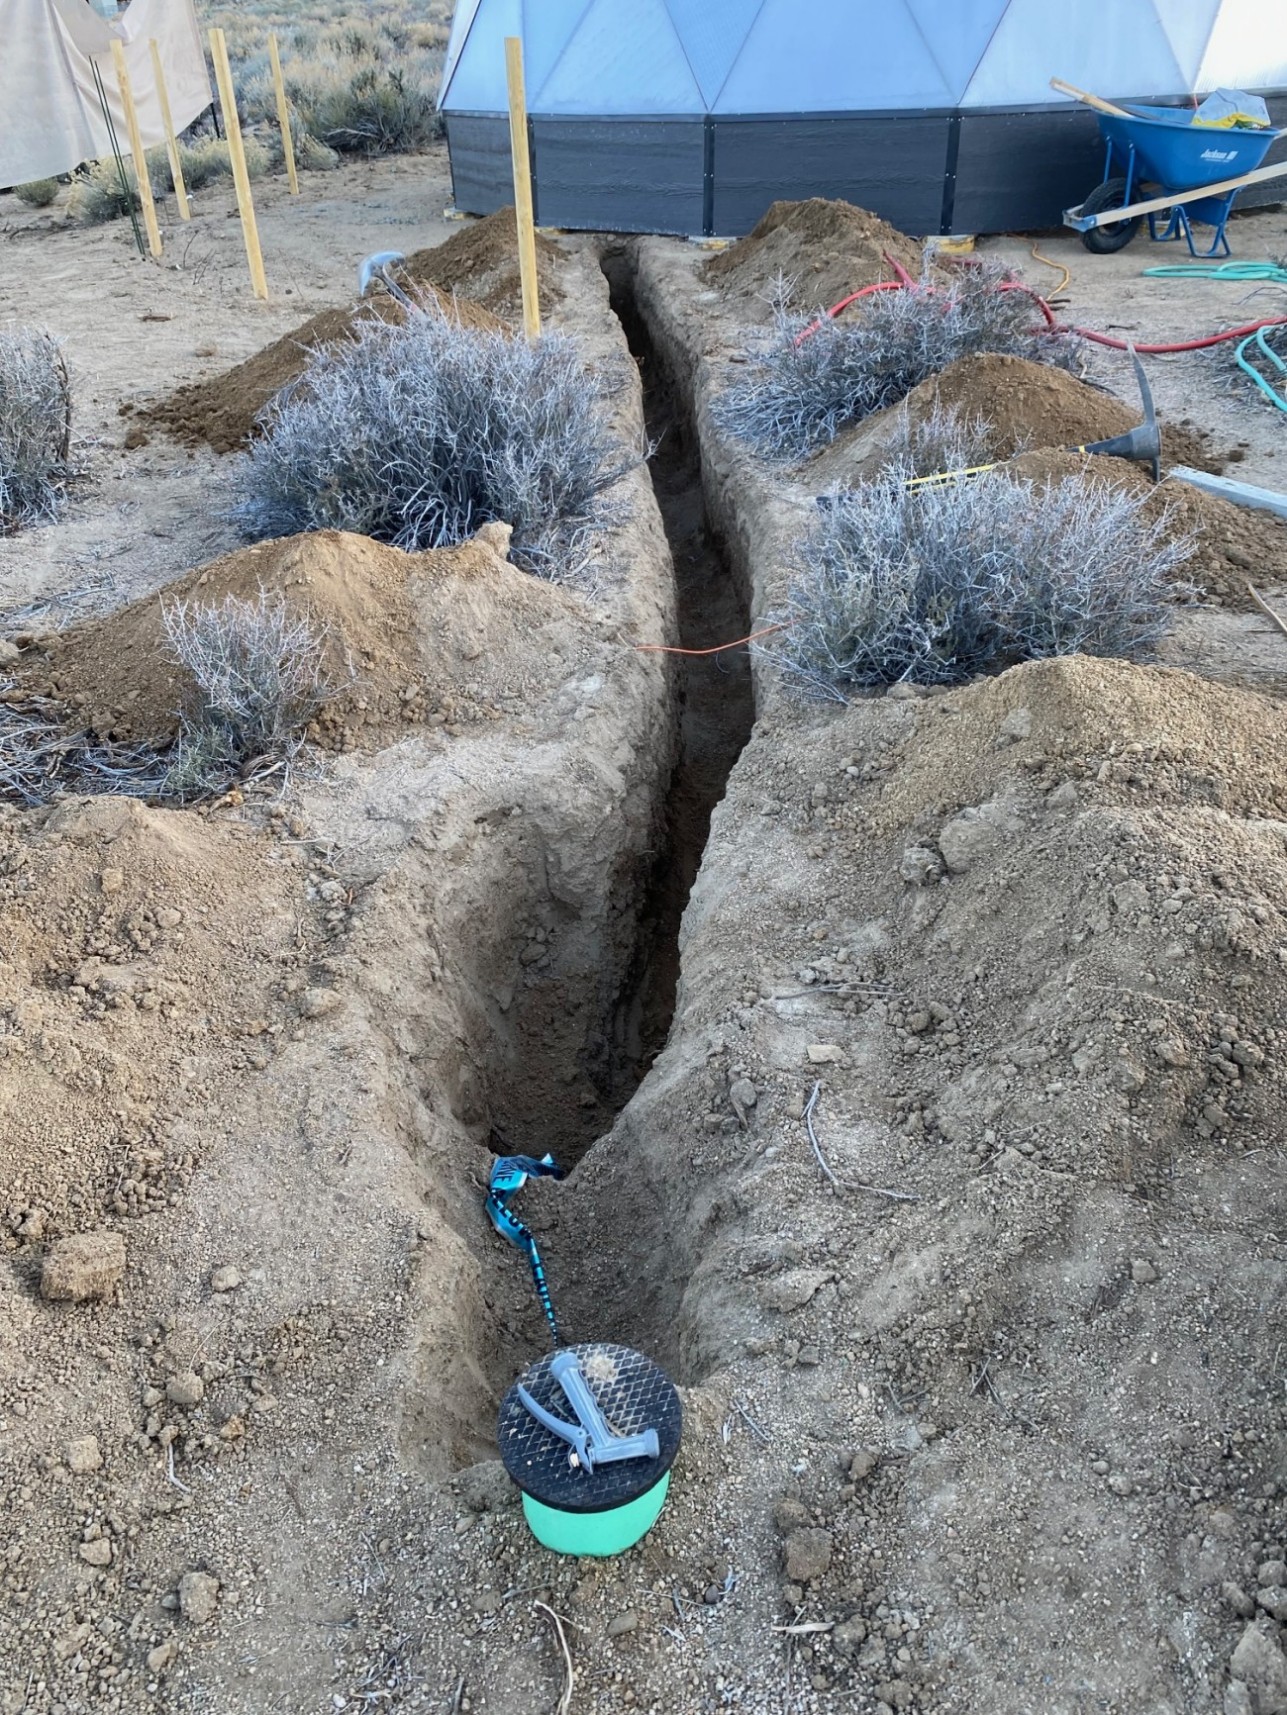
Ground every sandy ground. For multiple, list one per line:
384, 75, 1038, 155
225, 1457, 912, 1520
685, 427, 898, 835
1, 148, 1286, 1715
0, 150, 461, 625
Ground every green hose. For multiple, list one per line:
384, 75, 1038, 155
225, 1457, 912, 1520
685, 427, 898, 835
1236, 326, 1287, 413
1142, 262, 1287, 409
1142, 262, 1287, 284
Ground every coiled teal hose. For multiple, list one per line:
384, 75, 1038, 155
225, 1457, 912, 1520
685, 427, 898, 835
1142, 262, 1287, 410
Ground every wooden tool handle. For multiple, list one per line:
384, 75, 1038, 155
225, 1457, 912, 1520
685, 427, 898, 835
1050, 77, 1132, 118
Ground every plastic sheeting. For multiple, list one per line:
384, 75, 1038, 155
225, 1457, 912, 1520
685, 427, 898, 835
1, 0, 211, 187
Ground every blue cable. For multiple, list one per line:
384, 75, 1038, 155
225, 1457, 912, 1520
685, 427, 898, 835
486, 1152, 565, 1344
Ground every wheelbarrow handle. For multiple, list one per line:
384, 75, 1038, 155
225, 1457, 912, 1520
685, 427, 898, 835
1050, 77, 1132, 119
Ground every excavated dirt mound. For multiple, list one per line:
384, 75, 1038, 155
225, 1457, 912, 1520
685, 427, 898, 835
14, 526, 588, 750
1004, 447, 1287, 610
401, 205, 565, 320
142, 287, 508, 456
808, 351, 1225, 488
704, 197, 924, 314
143, 210, 563, 455
0, 795, 318, 1233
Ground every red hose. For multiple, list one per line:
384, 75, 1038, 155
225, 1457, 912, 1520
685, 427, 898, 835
799, 270, 1287, 353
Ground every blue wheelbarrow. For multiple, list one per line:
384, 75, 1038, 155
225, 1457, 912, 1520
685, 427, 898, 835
1064, 103, 1287, 257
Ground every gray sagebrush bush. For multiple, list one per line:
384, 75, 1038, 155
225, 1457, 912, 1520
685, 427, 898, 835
716, 262, 1081, 461
768, 466, 1192, 698
14, 179, 60, 208
68, 157, 148, 224
161, 591, 332, 793
235, 310, 631, 577
0, 330, 72, 531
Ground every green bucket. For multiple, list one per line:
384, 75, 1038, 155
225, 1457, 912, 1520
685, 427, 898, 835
498, 1342, 682, 1558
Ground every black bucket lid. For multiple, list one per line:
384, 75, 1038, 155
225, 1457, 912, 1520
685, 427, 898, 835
498, 1341, 682, 1515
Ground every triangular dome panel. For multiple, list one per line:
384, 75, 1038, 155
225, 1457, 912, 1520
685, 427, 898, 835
522, 0, 595, 104
661, 0, 768, 107
1197, 0, 1287, 90
532, 0, 704, 112
440, 0, 485, 103
441, 0, 519, 110
1153, 0, 1223, 89
962, 0, 1187, 107
904, 0, 1010, 104
712, 0, 956, 112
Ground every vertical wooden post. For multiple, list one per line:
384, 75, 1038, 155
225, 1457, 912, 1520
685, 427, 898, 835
268, 34, 299, 196
149, 38, 191, 220
504, 36, 540, 343
208, 27, 269, 300
110, 39, 162, 258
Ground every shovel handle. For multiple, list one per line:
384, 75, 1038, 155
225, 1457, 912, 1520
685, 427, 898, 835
1050, 78, 1133, 119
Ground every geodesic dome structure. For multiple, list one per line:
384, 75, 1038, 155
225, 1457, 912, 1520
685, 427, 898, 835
440, 0, 1287, 236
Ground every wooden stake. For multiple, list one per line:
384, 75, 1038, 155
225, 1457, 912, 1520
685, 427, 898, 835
149, 38, 190, 220
110, 39, 162, 258
504, 36, 540, 342
208, 28, 269, 300
268, 34, 299, 196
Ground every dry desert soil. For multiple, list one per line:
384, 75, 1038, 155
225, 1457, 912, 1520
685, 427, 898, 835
1, 141, 1287, 1715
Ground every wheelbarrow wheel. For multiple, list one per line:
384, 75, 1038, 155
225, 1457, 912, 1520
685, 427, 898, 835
1079, 177, 1142, 253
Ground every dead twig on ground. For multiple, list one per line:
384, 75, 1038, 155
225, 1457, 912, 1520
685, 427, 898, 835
772, 1620, 835, 1636
1246, 578, 1287, 642
534, 1601, 574, 1715
803, 1081, 839, 1190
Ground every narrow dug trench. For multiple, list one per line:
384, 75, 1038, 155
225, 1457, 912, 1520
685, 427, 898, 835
600, 246, 756, 1108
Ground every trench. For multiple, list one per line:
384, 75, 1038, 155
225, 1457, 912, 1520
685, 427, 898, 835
599, 247, 755, 1111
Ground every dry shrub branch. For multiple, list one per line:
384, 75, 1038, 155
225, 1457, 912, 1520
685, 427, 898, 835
770, 456, 1194, 697
717, 264, 1083, 461
234, 309, 632, 578
0, 330, 72, 531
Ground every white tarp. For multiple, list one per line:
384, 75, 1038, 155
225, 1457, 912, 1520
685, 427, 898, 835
1, 0, 212, 187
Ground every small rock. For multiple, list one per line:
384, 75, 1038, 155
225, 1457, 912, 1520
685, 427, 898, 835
100, 868, 124, 894
1131, 1259, 1159, 1283
41, 1230, 125, 1303
166, 1370, 205, 1409
606, 1611, 638, 1639
1113, 1059, 1147, 1094
178, 1571, 220, 1625
1047, 781, 1079, 810
65, 1435, 102, 1475
210, 1266, 242, 1293
849, 1448, 879, 1482
703, 1584, 722, 1604
1230, 1622, 1287, 1715
219, 1415, 245, 1441
937, 806, 1008, 875
773, 1497, 809, 1533
147, 1640, 179, 1675
300, 987, 341, 1019
17, 1209, 45, 1242
784, 1526, 833, 1584
1257, 1588, 1287, 1624
833, 1616, 867, 1656
1154, 1038, 1189, 1068
899, 845, 944, 887
806, 1043, 844, 1064
475, 520, 513, 559
1226, 1582, 1258, 1619
729, 1077, 758, 1110
1226, 1681, 1254, 1715
79, 1538, 112, 1567
472, 1590, 502, 1615
0, 638, 20, 665
1259, 1561, 1287, 1588
996, 706, 1032, 744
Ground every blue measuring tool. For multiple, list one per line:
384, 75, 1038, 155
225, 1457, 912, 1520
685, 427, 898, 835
486, 1153, 565, 1344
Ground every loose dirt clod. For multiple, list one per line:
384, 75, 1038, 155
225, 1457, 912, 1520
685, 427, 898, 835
39, 1230, 125, 1301
704, 198, 924, 314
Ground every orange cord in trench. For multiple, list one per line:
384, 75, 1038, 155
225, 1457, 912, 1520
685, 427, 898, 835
633, 621, 789, 657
